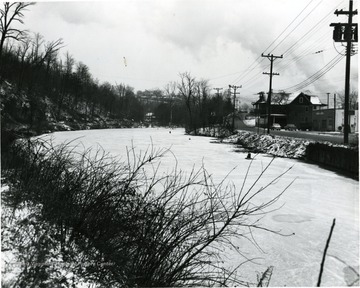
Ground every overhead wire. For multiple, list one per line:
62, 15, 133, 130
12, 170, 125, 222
276, 33, 330, 73
281, 0, 346, 56
233, 0, 332, 92
212, 0, 350, 96
268, 0, 323, 54
273, 0, 350, 93
228, 0, 317, 87
243, 0, 348, 94
285, 55, 344, 92
280, 51, 345, 92
265, 0, 316, 54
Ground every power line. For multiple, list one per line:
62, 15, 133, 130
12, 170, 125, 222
230, 0, 317, 86
276, 35, 330, 73
281, 52, 345, 92
265, 0, 316, 54
269, 0, 324, 54
231, 1, 339, 88
230, 56, 265, 86
214, 1, 349, 97
283, 56, 344, 92
282, 1, 345, 56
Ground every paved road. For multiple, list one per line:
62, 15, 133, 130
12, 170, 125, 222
239, 126, 359, 145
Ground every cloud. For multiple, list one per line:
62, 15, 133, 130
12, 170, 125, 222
139, 0, 301, 58
18, 0, 357, 95
139, 0, 226, 54
35, 2, 102, 25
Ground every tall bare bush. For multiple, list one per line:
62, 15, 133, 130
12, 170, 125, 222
2, 138, 294, 287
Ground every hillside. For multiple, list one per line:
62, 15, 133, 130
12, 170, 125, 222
1, 81, 143, 151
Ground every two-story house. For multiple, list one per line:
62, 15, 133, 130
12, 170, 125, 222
287, 92, 326, 130
252, 92, 326, 130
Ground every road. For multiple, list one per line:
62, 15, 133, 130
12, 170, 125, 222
239, 126, 359, 145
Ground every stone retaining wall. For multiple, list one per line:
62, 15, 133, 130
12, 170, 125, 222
305, 142, 359, 177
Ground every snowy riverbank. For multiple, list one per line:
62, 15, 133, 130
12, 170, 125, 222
223, 131, 312, 159
196, 128, 359, 177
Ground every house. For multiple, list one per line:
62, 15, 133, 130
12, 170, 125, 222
252, 91, 289, 128
145, 112, 155, 123
252, 92, 327, 130
287, 92, 326, 130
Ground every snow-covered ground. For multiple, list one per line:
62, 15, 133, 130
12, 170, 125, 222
39, 127, 359, 286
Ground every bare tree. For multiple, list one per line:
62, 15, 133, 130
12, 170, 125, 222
43, 39, 63, 72
194, 78, 210, 130
164, 81, 177, 126
3, 138, 295, 287
0, 2, 35, 65
178, 73, 213, 133
115, 83, 128, 97
64, 51, 75, 75
271, 91, 290, 105
178, 72, 197, 133
27, 33, 63, 67
336, 90, 358, 110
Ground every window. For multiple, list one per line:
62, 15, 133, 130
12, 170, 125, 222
299, 97, 303, 103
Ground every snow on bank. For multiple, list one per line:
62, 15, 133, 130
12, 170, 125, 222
215, 130, 355, 160
223, 131, 312, 159
195, 127, 312, 159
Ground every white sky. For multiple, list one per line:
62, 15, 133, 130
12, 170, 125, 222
16, 0, 359, 104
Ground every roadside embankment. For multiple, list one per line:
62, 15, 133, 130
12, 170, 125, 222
223, 131, 310, 159
217, 130, 358, 179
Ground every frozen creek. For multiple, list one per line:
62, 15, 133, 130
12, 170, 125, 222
45, 127, 359, 287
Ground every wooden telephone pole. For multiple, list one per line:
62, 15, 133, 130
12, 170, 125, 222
228, 85, 241, 132
213, 87, 223, 99
330, 0, 357, 144
262, 53, 283, 134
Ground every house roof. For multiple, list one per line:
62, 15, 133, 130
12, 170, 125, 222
308, 95, 323, 105
253, 91, 326, 106
289, 92, 326, 106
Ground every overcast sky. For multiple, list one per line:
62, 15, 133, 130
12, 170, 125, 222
17, 0, 358, 104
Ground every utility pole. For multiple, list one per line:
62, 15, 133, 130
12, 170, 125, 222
213, 87, 223, 96
229, 85, 241, 132
213, 87, 223, 126
330, 0, 357, 144
327, 92, 330, 109
261, 53, 283, 134
334, 93, 337, 131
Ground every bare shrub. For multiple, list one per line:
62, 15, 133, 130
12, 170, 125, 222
2, 137, 294, 287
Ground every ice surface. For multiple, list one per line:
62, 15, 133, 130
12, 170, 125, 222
44, 127, 359, 287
